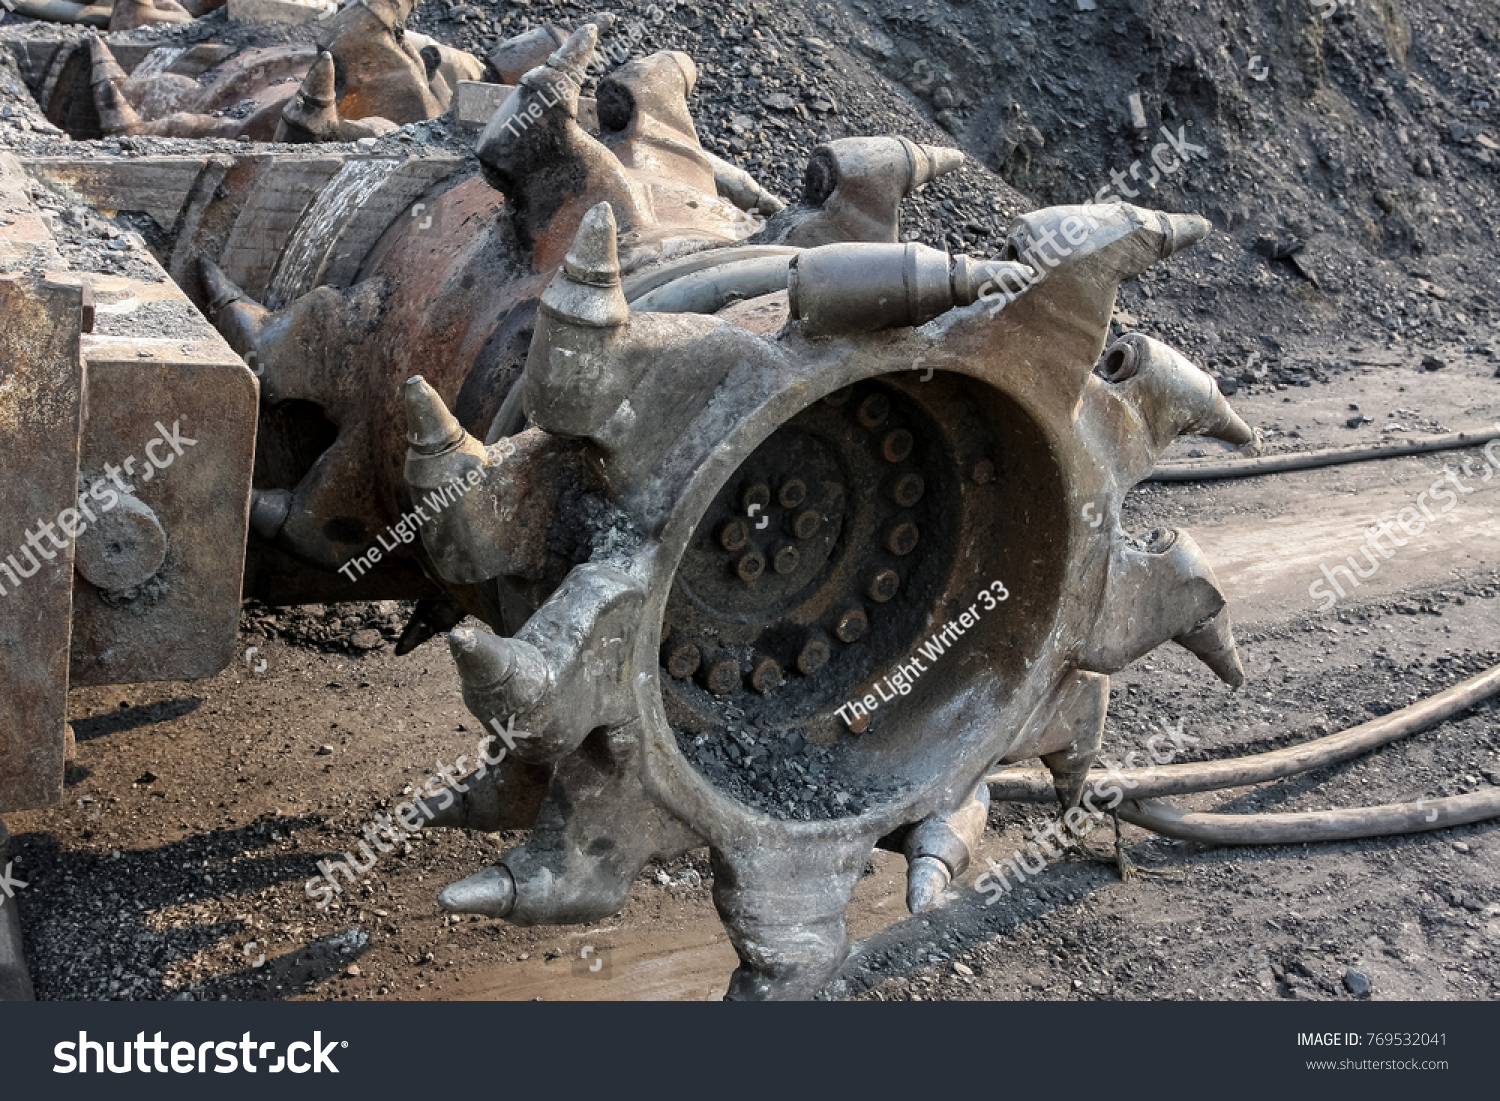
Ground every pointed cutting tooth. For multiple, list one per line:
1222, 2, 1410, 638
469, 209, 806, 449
87, 37, 141, 135
564, 200, 623, 287
1199, 385, 1255, 447
1039, 679, 1106, 810
449, 626, 550, 715
197, 257, 267, 359
437, 865, 516, 919
1176, 606, 1246, 688
307, 50, 337, 102
1157, 212, 1212, 258
86, 34, 131, 86
277, 51, 341, 142
905, 855, 952, 915
198, 256, 250, 316
249, 489, 292, 540
479, 24, 595, 161
545, 21, 600, 83
403, 375, 466, 454
449, 625, 517, 684
542, 201, 630, 328
902, 784, 989, 914
913, 143, 964, 187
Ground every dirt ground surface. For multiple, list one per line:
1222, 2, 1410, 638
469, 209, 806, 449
3, 0, 1498, 1001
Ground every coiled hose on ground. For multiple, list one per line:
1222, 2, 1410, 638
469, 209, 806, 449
986, 662, 1500, 846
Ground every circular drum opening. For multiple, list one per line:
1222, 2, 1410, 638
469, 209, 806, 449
662, 371, 1066, 821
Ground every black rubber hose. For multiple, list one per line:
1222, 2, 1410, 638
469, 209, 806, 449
628, 254, 793, 315
1117, 789, 1500, 844
986, 662, 1500, 805
1149, 427, 1500, 482
620, 245, 798, 304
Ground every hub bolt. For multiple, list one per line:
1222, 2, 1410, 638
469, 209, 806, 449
735, 549, 766, 581
777, 478, 807, 508
750, 656, 784, 694
834, 608, 868, 643
719, 518, 749, 551
857, 392, 891, 428
881, 429, 914, 463
664, 643, 701, 679
866, 569, 900, 603
797, 638, 831, 675
701, 657, 742, 695
773, 544, 800, 574
742, 482, 771, 511
889, 472, 925, 507
791, 509, 821, 539
885, 522, 920, 556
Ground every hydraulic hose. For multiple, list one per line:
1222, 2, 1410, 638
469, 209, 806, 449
1117, 789, 1500, 844
1149, 427, 1500, 482
987, 662, 1500, 804
986, 662, 1500, 844
628, 253, 792, 315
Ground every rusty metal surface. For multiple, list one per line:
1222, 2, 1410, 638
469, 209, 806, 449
0, 252, 82, 813
1, 157, 255, 824
20, 154, 212, 234
0, 154, 79, 814
759, 136, 965, 247
184, 30, 788, 613
67, 310, 258, 685
165, 34, 1191, 997
23, 0, 483, 142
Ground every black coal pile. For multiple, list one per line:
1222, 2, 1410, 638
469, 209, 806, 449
674, 721, 907, 820
410, 0, 1497, 374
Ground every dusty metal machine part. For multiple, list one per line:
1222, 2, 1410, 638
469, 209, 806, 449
0, 151, 258, 820
6, 0, 220, 29
7, 21, 820, 639
487, 10, 616, 84
59, 24, 1240, 1000
108, 0, 193, 31
7, 0, 486, 141
3, 12, 1248, 1000
401, 195, 1252, 1000
170, 26, 947, 624
0, 156, 79, 817
0, 144, 254, 993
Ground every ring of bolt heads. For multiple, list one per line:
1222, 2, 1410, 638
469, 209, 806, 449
666, 380, 961, 819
